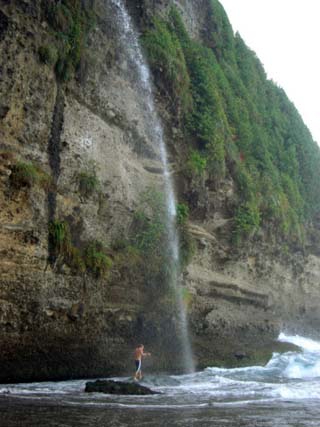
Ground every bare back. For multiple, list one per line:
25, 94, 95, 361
134, 347, 143, 360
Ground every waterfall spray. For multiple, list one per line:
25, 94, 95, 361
111, 0, 194, 373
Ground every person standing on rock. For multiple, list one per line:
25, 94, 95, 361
134, 344, 151, 381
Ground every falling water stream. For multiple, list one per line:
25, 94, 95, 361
111, 0, 194, 372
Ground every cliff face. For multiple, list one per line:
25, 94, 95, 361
0, 0, 320, 382
0, 0, 163, 381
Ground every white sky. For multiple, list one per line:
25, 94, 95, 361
219, 0, 320, 144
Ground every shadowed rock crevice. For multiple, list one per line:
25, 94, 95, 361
47, 85, 64, 265
0, 10, 9, 41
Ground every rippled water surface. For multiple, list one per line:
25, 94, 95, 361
1, 334, 320, 426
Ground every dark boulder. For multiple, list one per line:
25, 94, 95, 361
234, 351, 248, 360
84, 379, 160, 395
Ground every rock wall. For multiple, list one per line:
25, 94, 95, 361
0, 0, 320, 382
0, 0, 171, 381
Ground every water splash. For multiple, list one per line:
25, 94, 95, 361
279, 332, 320, 353
278, 333, 320, 379
5, 333, 320, 402
111, 0, 194, 373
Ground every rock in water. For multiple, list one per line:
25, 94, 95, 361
84, 379, 160, 395
234, 351, 248, 360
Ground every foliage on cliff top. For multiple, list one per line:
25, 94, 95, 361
142, 2, 320, 244
142, 17, 192, 122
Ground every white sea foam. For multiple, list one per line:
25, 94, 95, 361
2, 333, 320, 407
276, 384, 320, 400
279, 333, 320, 352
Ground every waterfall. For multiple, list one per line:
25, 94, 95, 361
111, 0, 194, 373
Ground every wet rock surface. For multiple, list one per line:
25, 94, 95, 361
85, 380, 160, 395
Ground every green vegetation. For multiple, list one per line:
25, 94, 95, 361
83, 241, 112, 278
43, 0, 95, 81
48, 220, 85, 273
179, 223, 195, 268
77, 162, 100, 199
142, 3, 320, 244
10, 161, 52, 190
142, 17, 192, 122
176, 203, 189, 225
49, 220, 69, 254
112, 189, 194, 288
113, 242, 143, 278
49, 220, 111, 278
130, 189, 170, 286
234, 200, 260, 242
38, 45, 58, 66
176, 202, 195, 267
111, 192, 167, 287
186, 150, 207, 178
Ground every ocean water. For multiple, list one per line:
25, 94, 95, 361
1, 334, 320, 426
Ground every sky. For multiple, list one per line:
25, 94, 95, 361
219, 0, 320, 144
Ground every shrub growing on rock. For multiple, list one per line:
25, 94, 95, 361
49, 221, 110, 277
10, 161, 51, 190
49, 220, 72, 258
234, 200, 260, 243
78, 169, 99, 199
44, 0, 96, 82
186, 150, 207, 178
48, 219, 86, 273
38, 45, 58, 66
176, 203, 189, 225
83, 240, 112, 278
